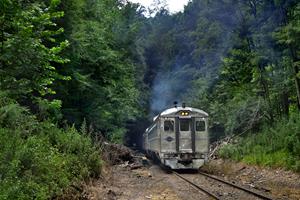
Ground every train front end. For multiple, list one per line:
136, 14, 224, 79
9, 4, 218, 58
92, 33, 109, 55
159, 106, 209, 169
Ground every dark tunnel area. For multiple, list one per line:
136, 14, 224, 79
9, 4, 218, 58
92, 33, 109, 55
124, 118, 150, 150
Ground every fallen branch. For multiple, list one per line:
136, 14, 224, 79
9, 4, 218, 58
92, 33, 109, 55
209, 102, 265, 159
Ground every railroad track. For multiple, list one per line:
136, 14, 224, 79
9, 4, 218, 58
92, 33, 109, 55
172, 171, 274, 200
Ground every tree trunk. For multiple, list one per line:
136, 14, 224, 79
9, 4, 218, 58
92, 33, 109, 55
282, 91, 289, 117
289, 46, 300, 110
259, 67, 274, 123
293, 66, 300, 110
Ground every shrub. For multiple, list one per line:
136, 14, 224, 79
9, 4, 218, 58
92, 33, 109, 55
109, 127, 126, 144
219, 113, 300, 172
0, 99, 102, 199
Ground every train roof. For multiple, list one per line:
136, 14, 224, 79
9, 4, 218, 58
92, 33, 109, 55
153, 106, 208, 121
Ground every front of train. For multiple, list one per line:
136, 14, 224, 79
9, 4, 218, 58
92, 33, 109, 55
159, 104, 209, 169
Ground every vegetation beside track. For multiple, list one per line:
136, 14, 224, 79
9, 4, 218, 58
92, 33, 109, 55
219, 113, 300, 172
0, 94, 102, 199
0, 0, 141, 198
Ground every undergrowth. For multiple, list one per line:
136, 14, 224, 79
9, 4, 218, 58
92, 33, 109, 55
0, 95, 102, 199
219, 113, 300, 172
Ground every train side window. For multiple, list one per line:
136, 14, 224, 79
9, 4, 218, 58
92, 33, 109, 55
196, 121, 205, 131
180, 119, 190, 131
164, 120, 174, 132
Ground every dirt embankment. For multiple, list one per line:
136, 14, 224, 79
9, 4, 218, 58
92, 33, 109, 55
202, 159, 300, 200
84, 158, 300, 200
58, 144, 300, 200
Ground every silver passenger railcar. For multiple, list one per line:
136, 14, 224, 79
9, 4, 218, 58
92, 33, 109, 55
143, 105, 209, 169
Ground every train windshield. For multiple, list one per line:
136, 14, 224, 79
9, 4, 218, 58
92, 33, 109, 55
164, 120, 174, 132
196, 120, 206, 131
180, 119, 190, 131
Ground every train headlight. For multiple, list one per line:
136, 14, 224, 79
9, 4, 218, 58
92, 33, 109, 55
180, 112, 189, 116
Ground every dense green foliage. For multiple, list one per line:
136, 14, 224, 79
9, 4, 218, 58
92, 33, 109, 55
1, 0, 69, 119
0, 0, 143, 198
0, 93, 101, 199
219, 113, 300, 171
56, 0, 143, 138
1, 0, 143, 138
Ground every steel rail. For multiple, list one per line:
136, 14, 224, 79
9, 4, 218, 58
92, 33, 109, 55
173, 171, 221, 200
198, 171, 274, 200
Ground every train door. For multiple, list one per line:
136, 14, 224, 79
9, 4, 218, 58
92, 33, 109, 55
194, 118, 208, 153
161, 118, 176, 153
177, 118, 193, 153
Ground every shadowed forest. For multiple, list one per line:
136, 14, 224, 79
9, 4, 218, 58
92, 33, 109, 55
1, 0, 300, 199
